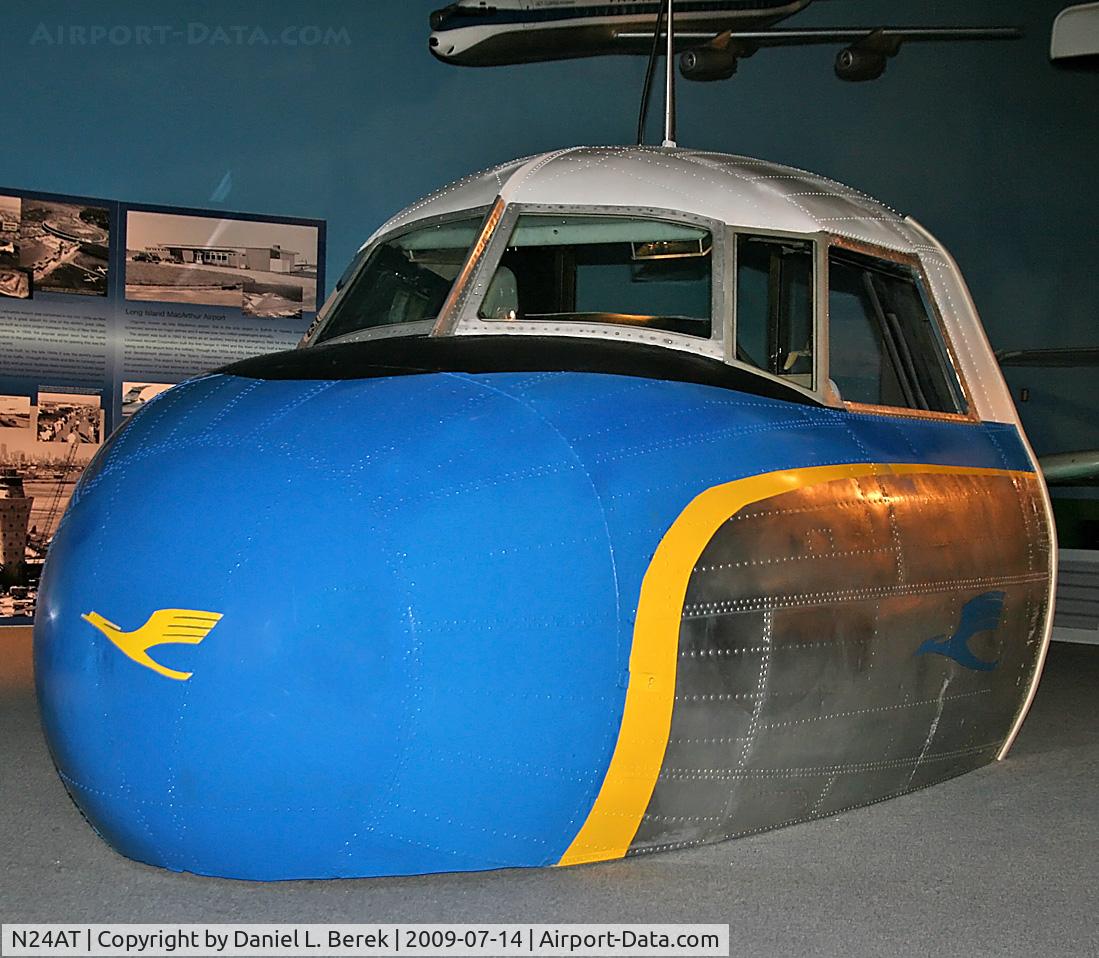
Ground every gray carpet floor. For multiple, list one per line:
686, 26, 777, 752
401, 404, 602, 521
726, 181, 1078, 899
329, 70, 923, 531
2, 631, 1096, 957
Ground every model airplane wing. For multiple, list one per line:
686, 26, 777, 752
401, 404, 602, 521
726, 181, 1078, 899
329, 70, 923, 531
618, 26, 1022, 47
994, 347, 1099, 483
616, 25, 1021, 81
996, 347, 1099, 367
1038, 450, 1099, 484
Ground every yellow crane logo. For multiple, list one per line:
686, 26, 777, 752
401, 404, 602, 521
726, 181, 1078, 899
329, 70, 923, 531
81, 609, 223, 681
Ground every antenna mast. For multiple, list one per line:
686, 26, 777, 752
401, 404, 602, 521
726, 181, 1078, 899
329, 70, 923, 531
636, 0, 678, 148
663, 0, 676, 147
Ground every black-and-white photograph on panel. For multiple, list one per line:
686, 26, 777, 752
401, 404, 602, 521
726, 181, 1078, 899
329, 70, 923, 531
121, 382, 174, 420
125, 210, 319, 318
35, 391, 102, 445
18, 199, 110, 296
0, 195, 31, 300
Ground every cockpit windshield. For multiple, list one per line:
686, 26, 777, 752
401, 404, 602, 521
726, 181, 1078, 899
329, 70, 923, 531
478, 214, 713, 339
313, 213, 484, 344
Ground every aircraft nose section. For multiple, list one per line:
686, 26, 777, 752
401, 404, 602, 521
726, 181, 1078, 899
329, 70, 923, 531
34, 372, 623, 879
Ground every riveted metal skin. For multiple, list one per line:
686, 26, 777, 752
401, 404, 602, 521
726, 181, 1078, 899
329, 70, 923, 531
630, 470, 1051, 855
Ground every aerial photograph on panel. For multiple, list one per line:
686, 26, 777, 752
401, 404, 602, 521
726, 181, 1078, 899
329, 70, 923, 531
0, 194, 31, 299
18, 198, 110, 295
0, 266, 32, 300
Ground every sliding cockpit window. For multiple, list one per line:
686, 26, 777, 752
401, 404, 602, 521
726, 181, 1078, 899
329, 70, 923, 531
477, 214, 713, 339
313, 212, 487, 344
828, 249, 966, 414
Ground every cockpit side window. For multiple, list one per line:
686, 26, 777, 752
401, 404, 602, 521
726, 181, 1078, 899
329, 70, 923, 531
735, 235, 815, 389
477, 214, 713, 339
828, 248, 966, 414
313, 213, 485, 345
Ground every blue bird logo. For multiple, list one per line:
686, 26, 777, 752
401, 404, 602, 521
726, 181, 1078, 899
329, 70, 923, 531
915, 591, 1005, 671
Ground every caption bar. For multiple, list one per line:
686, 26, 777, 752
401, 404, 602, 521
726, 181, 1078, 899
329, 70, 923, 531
2, 925, 729, 957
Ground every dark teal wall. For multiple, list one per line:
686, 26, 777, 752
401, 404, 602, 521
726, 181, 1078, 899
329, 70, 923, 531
2, 0, 1096, 455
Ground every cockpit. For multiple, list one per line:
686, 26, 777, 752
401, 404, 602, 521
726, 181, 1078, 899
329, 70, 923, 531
314, 210, 713, 343
306, 198, 971, 421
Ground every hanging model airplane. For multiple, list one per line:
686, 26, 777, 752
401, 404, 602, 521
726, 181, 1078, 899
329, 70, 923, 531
428, 0, 1021, 81
33, 4, 1054, 881
1050, 2, 1099, 70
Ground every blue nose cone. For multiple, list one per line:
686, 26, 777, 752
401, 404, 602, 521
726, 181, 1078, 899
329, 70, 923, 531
34, 372, 624, 879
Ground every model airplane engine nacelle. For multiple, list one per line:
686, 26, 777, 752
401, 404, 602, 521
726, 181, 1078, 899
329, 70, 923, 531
429, 4, 457, 31
679, 46, 739, 81
834, 31, 900, 82
834, 46, 887, 81
679, 34, 754, 82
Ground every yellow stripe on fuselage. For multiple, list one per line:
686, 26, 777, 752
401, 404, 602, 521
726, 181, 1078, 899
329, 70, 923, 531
557, 461, 1030, 866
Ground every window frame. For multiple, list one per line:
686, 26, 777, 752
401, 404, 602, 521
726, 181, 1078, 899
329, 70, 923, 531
725, 225, 830, 403
305, 205, 493, 347
825, 235, 976, 422
437, 202, 728, 362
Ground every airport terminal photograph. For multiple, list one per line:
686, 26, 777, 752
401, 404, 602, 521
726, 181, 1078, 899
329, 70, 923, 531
1, 2, 1097, 957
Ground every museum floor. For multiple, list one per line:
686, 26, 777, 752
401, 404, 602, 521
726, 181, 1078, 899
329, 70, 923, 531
2, 627, 1096, 957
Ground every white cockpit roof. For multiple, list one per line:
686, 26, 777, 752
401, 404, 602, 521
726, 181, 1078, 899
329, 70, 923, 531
371, 145, 922, 253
